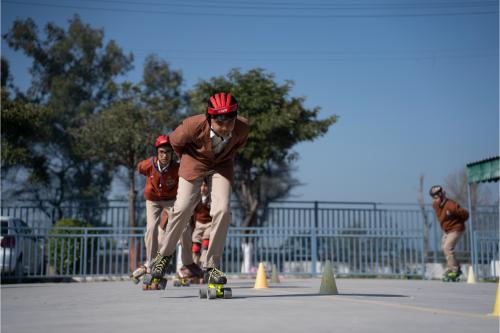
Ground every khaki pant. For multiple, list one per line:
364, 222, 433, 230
159, 173, 231, 268
441, 231, 463, 272
192, 221, 212, 266
145, 200, 192, 266
192, 221, 212, 243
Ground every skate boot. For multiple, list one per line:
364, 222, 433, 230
142, 252, 171, 290
186, 263, 204, 284
142, 273, 167, 290
150, 251, 172, 279
199, 267, 232, 300
174, 263, 204, 287
442, 269, 462, 282
130, 265, 147, 284
204, 267, 227, 284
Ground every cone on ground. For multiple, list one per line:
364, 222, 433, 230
270, 264, 280, 283
467, 266, 476, 284
491, 281, 500, 317
319, 260, 338, 295
254, 262, 268, 289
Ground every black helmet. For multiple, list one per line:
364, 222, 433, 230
429, 185, 444, 198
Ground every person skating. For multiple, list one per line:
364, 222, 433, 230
191, 178, 212, 269
429, 185, 469, 282
133, 135, 201, 289
149, 92, 249, 288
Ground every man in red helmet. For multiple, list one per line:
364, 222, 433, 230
150, 92, 249, 286
131, 135, 202, 289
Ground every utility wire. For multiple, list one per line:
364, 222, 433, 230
81, 0, 499, 11
4, 0, 498, 18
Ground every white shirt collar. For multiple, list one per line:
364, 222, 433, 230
210, 127, 232, 141
157, 159, 170, 173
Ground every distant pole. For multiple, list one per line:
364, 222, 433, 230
467, 184, 476, 277
311, 201, 319, 276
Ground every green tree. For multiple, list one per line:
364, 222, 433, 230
3, 16, 133, 223
74, 55, 183, 228
1, 57, 54, 191
73, 56, 184, 269
188, 68, 337, 227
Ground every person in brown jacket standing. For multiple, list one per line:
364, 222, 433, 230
150, 92, 249, 286
430, 185, 469, 281
132, 135, 201, 288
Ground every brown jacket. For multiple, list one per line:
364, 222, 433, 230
169, 114, 249, 182
194, 201, 212, 224
137, 158, 179, 201
432, 198, 469, 233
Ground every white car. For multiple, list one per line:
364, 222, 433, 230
0, 216, 44, 275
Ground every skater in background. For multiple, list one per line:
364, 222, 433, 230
131, 135, 201, 286
150, 92, 249, 286
429, 185, 469, 281
191, 179, 213, 268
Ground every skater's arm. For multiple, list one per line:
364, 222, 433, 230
169, 119, 196, 158
446, 201, 469, 222
453, 203, 469, 222
136, 159, 150, 175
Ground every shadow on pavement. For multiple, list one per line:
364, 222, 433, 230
232, 293, 409, 299
159, 292, 409, 299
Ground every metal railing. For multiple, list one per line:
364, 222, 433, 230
1, 200, 498, 280
1, 226, 427, 280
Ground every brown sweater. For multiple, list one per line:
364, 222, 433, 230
432, 198, 469, 233
169, 114, 249, 182
194, 201, 212, 224
137, 158, 179, 201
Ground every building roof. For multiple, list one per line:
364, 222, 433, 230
466, 156, 499, 184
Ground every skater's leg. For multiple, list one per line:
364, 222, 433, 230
201, 223, 211, 267
151, 178, 201, 277
180, 222, 195, 266
201, 238, 209, 269
145, 200, 163, 265
443, 231, 463, 274
204, 172, 231, 269
158, 177, 202, 256
191, 221, 204, 266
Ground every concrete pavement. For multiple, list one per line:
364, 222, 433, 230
1, 278, 499, 333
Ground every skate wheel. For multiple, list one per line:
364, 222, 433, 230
208, 288, 217, 299
143, 274, 152, 285
158, 279, 167, 290
173, 280, 181, 287
183, 280, 191, 287
223, 288, 232, 299
199, 288, 207, 299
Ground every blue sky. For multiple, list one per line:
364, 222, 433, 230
2, 0, 499, 204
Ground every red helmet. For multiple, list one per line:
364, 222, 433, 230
154, 135, 170, 148
207, 92, 238, 116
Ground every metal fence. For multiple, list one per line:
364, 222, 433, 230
1, 201, 498, 280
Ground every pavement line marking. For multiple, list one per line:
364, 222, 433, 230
331, 296, 491, 319
249, 287, 492, 319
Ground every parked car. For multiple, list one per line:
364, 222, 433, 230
0, 216, 44, 275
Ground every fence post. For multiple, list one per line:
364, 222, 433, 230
82, 228, 88, 277
311, 201, 318, 276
